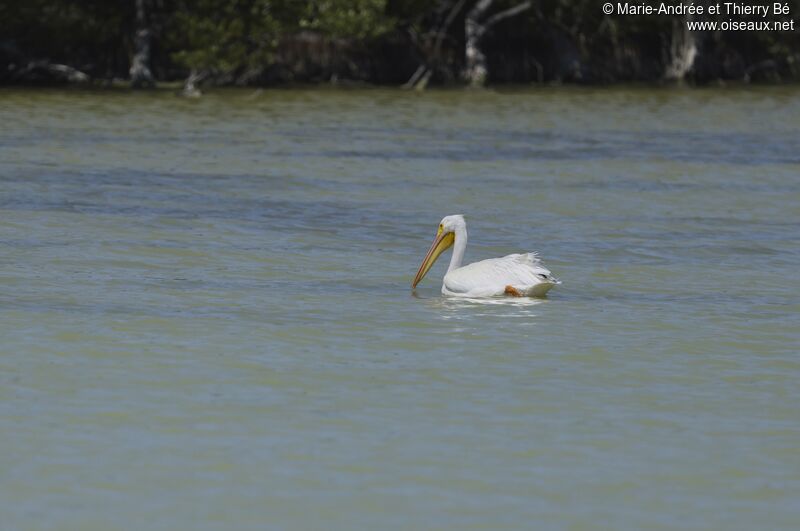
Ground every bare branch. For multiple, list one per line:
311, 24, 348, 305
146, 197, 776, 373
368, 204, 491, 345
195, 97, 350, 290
484, 1, 532, 29
402, 65, 428, 89
433, 0, 468, 55
14, 61, 89, 83
406, 25, 422, 50
467, 0, 494, 20
404, 0, 468, 90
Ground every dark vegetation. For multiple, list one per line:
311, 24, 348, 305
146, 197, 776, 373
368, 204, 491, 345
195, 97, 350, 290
1, 0, 799, 89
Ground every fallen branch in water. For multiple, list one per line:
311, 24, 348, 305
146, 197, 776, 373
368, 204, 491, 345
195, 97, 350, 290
11, 60, 90, 84
180, 69, 208, 97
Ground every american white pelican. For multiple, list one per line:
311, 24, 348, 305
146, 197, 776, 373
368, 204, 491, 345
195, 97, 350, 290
412, 215, 559, 297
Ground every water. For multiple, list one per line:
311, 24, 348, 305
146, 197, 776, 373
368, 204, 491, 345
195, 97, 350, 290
1, 87, 799, 530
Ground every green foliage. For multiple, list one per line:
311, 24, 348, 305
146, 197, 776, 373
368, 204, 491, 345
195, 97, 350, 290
1, 0, 799, 84
168, 0, 283, 72
298, 0, 392, 40
167, 0, 391, 74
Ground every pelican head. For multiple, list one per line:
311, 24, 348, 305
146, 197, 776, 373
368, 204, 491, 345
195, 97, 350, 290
412, 215, 465, 288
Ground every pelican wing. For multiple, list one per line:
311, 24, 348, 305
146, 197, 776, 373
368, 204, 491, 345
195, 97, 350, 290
443, 253, 558, 297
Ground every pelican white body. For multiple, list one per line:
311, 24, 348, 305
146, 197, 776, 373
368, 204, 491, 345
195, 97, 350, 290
412, 215, 559, 298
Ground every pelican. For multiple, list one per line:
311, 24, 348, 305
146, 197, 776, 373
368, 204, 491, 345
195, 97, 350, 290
412, 215, 559, 297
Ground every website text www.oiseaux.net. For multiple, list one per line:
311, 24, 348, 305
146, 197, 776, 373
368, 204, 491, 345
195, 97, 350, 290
603, 2, 796, 31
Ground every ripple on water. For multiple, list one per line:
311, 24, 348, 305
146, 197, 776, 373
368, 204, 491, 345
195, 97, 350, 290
0, 88, 799, 530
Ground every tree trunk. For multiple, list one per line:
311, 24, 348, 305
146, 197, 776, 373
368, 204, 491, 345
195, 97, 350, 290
130, 0, 155, 88
464, 0, 492, 87
664, 18, 697, 82
463, 0, 530, 87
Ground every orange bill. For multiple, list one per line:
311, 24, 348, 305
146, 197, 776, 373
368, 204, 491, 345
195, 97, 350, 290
412, 226, 455, 288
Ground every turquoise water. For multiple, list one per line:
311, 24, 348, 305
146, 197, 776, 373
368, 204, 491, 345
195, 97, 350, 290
1, 87, 799, 529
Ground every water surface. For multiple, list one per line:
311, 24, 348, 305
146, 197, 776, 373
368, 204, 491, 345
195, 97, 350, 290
1, 87, 799, 530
